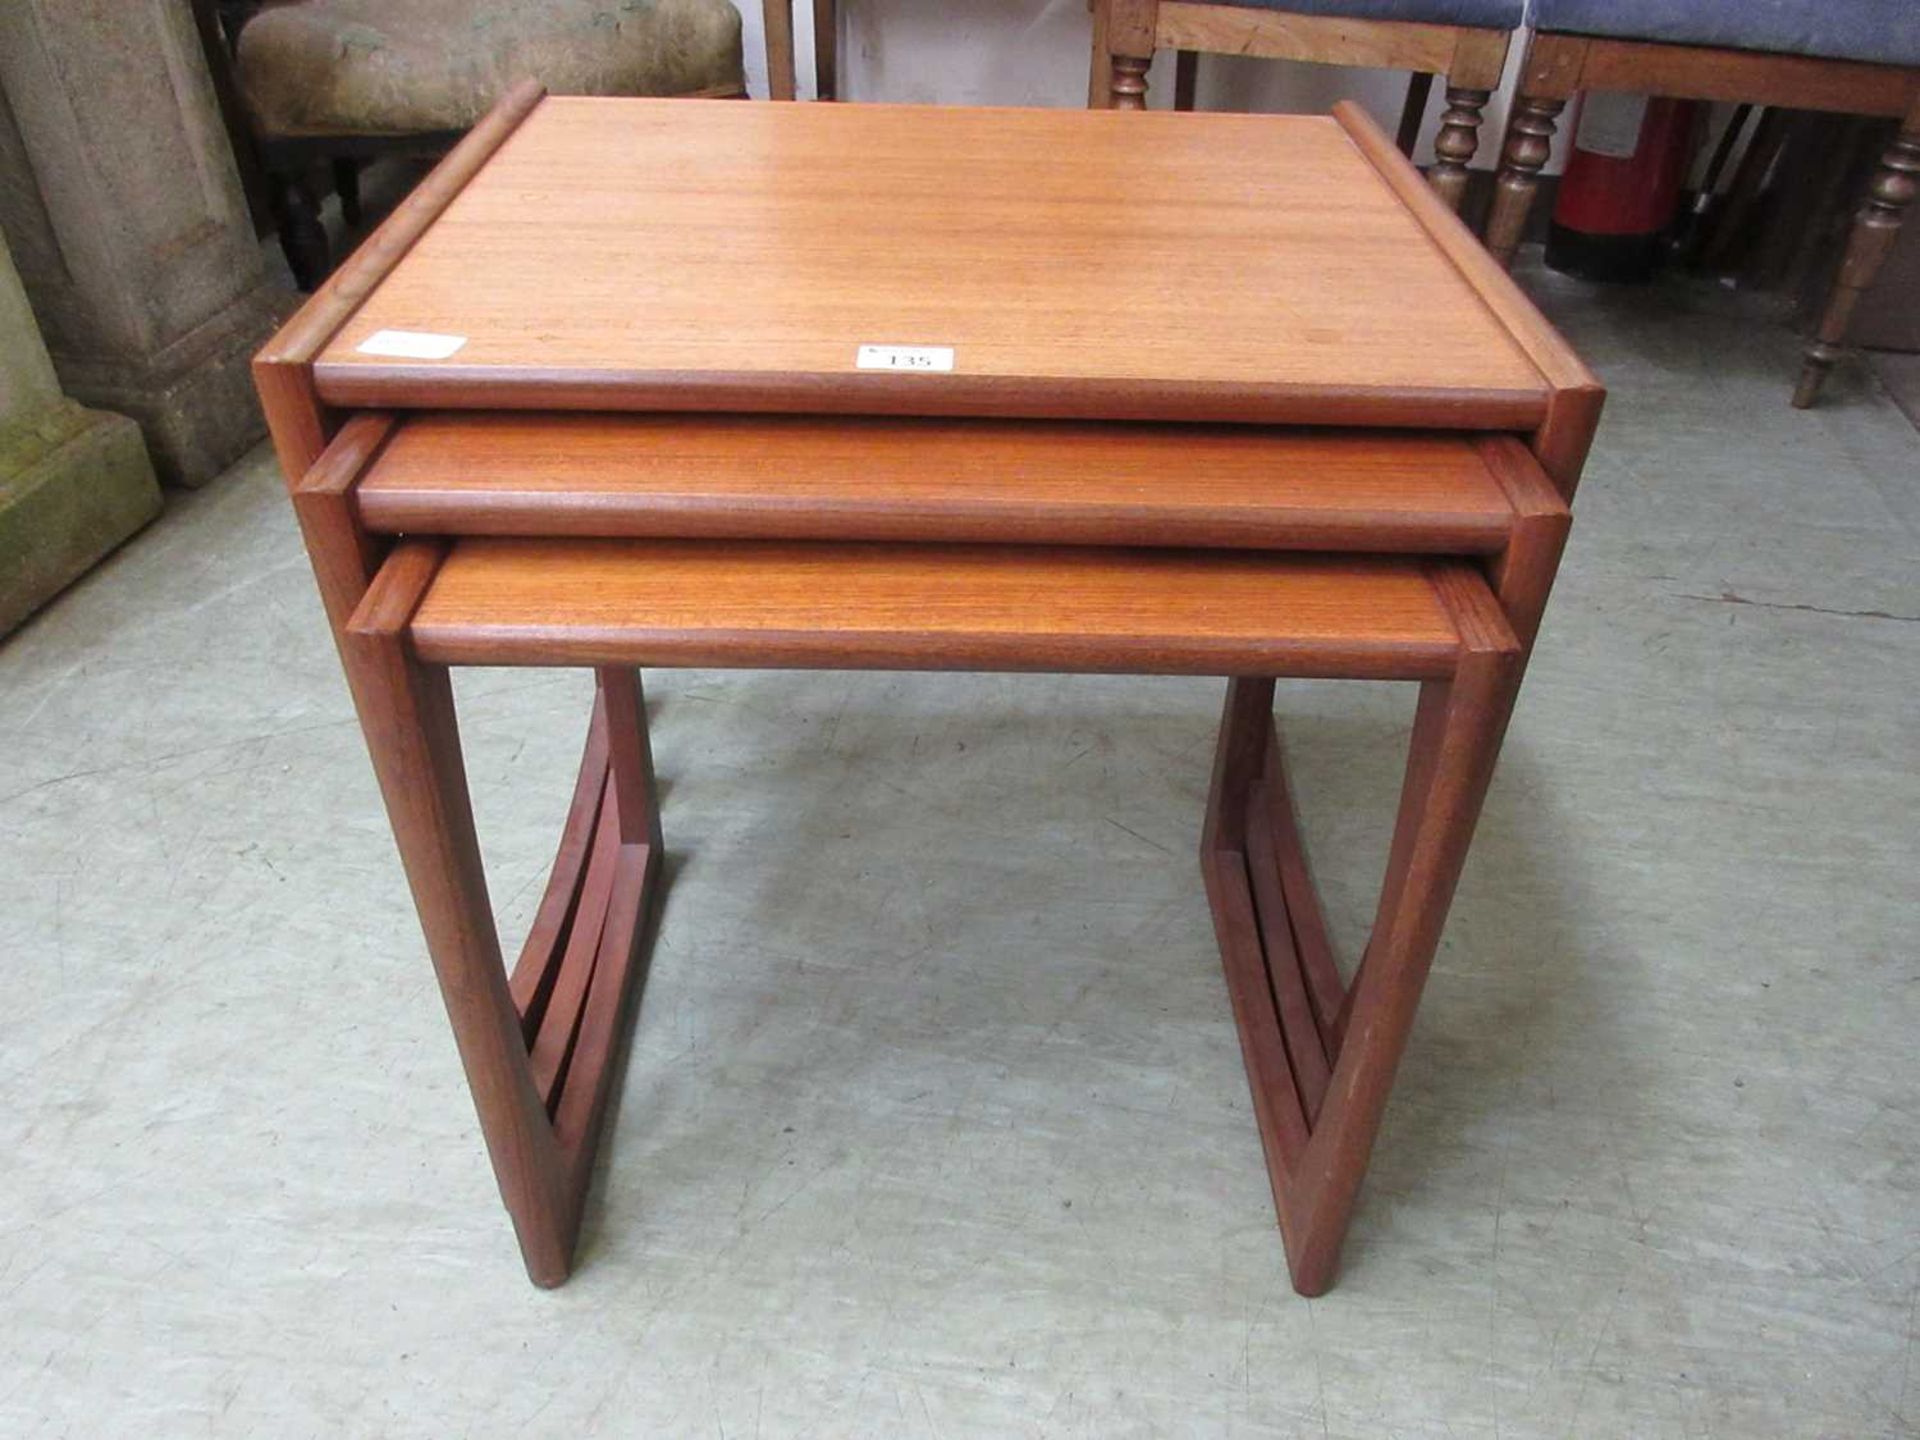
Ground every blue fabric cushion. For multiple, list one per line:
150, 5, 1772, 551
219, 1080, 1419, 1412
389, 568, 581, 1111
1209, 0, 1525, 29
1528, 0, 1920, 68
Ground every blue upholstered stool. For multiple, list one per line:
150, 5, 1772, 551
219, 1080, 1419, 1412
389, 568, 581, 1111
1091, 0, 1526, 212
1486, 2, 1920, 406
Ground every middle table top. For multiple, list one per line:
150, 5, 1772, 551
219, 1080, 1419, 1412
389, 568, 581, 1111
348, 411, 1528, 552
315, 98, 1550, 428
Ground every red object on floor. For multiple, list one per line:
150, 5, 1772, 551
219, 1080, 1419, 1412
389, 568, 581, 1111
1548, 95, 1703, 281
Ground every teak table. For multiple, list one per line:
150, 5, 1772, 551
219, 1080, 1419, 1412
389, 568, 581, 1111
256, 86, 1601, 1296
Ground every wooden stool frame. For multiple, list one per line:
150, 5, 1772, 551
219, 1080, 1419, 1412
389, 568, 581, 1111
254, 82, 1595, 1293
1090, 0, 1512, 214
1483, 31, 1920, 407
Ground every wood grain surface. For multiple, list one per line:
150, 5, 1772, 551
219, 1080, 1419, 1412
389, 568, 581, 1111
354, 411, 1517, 551
260, 80, 547, 370
404, 538, 1465, 676
1331, 101, 1604, 496
314, 98, 1548, 425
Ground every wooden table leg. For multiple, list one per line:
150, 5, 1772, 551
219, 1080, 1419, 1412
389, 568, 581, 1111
1202, 568, 1521, 1295
341, 541, 662, 1286
1338, 440, 1562, 1069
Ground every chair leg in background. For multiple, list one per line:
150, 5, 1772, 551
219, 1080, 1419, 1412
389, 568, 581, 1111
1794, 117, 1920, 407
332, 157, 362, 226
1396, 72, 1435, 156
813, 0, 837, 99
1485, 95, 1565, 267
1174, 50, 1198, 111
1428, 84, 1491, 214
1111, 56, 1150, 110
763, 0, 797, 100
270, 172, 329, 291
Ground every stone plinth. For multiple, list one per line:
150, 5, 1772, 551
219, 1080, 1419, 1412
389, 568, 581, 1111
1, 231, 161, 637
0, 0, 287, 486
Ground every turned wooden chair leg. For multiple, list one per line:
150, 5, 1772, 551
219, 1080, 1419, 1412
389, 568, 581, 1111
1485, 95, 1566, 267
1174, 49, 1198, 111
1111, 55, 1150, 110
1794, 117, 1920, 408
1428, 84, 1491, 215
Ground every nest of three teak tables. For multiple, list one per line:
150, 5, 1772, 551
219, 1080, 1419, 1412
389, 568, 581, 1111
256, 84, 1601, 1295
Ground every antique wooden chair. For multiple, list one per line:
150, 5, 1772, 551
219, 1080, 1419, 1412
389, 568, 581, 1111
214, 0, 746, 288
1482, 1, 1920, 406
1089, 0, 1525, 213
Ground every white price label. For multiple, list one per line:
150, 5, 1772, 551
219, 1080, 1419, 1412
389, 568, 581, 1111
356, 329, 469, 360
856, 344, 954, 372
1574, 94, 1648, 160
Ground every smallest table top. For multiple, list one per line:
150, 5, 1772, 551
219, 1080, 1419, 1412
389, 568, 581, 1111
400, 538, 1478, 677
311, 97, 1570, 431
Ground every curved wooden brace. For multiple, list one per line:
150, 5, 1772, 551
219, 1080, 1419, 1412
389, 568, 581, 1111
515, 668, 664, 1181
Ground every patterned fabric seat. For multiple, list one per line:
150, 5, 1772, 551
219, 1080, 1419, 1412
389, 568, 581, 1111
1529, 0, 1920, 68
237, 0, 743, 138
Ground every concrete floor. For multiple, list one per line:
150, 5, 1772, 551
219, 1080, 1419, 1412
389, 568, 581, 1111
3, 268, 1917, 1438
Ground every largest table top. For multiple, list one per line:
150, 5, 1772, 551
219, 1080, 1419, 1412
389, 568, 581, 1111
310, 97, 1570, 429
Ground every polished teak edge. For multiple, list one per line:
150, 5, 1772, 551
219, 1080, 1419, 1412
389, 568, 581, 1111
310, 98, 1559, 430
397, 538, 1475, 677
352, 411, 1525, 552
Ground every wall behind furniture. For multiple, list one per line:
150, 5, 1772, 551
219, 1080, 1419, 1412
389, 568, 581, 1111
731, 0, 1532, 171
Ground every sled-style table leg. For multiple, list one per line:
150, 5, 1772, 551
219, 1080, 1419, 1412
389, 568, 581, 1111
342, 541, 662, 1286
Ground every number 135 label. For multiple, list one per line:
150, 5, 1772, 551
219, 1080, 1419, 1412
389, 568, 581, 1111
856, 344, 955, 372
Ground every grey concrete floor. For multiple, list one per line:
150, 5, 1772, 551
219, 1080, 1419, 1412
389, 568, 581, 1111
4, 268, 1918, 1438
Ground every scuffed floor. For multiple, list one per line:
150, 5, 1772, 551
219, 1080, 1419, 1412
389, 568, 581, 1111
3, 266, 1917, 1437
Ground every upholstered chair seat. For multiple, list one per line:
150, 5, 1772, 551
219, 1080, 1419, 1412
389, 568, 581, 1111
237, 0, 743, 138
1528, 0, 1920, 68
